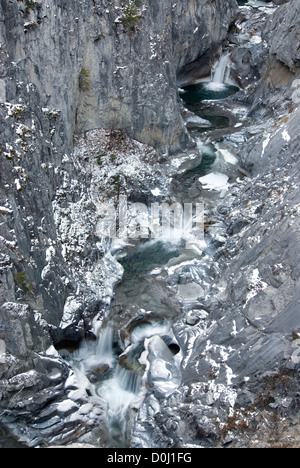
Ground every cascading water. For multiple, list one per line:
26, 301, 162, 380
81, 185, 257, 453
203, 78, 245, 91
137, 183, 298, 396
214, 55, 228, 84
60, 65, 243, 447
90, 317, 178, 447
65, 295, 178, 447
96, 325, 115, 367
99, 365, 142, 447
209, 53, 230, 89
71, 324, 115, 371
180, 51, 239, 104
67, 321, 142, 447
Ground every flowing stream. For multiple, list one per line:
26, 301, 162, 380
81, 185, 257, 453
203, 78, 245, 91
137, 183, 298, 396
206, 52, 231, 91
62, 50, 242, 448
180, 52, 239, 104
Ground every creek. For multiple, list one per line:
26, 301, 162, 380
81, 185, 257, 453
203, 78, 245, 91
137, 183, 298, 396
61, 48, 244, 448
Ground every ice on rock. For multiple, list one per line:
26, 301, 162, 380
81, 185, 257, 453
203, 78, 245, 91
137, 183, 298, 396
199, 172, 229, 192
147, 336, 181, 397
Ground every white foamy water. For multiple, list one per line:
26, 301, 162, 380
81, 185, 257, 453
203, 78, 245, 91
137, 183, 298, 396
98, 364, 142, 446
96, 325, 115, 367
130, 322, 170, 345
99, 365, 141, 414
204, 52, 231, 92
204, 82, 228, 92
213, 53, 230, 84
71, 325, 115, 372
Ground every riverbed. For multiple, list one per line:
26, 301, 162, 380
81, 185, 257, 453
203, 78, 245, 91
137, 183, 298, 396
59, 60, 246, 447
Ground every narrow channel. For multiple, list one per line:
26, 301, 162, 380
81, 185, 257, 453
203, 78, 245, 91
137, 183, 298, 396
61, 49, 243, 448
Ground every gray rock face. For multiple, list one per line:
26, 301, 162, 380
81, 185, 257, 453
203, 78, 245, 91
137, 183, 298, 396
264, 0, 300, 73
0, 0, 239, 447
271, 0, 290, 5
131, 1, 300, 449
1, 0, 300, 450
0, 0, 238, 151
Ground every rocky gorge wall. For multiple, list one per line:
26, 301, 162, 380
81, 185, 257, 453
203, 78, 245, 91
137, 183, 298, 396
0, 0, 238, 150
0, 0, 238, 446
0, 0, 300, 449
132, 0, 300, 448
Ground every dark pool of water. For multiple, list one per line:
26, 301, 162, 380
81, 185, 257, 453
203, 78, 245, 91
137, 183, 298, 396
183, 144, 217, 179
195, 115, 231, 133
180, 83, 240, 104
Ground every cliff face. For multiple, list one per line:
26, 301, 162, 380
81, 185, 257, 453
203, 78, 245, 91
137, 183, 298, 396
0, 0, 237, 151
2, 0, 299, 450
132, 0, 300, 449
0, 0, 238, 446
0, 0, 238, 322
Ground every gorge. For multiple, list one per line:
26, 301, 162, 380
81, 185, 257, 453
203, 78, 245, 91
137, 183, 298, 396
0, 0, 300, 449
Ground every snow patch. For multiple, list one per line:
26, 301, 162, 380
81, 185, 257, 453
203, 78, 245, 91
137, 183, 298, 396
244, 268, 268, 307
57, 399, 79, 414
14, 179, 22, 191
60, 296, 82, 329
282, 129, 291, 142
0, 206, 13, 215
199, 172, 229, 192
218, 148, 238, 165
151, 187, 161, 196
186, 115, 211, 128
261, 134, 271, 157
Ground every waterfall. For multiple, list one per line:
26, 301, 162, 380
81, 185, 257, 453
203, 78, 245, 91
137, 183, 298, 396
100, 365, 141, 414
213, 53, 229, 84
96, 320, 174, 445
204, 53, 230, 91
99, 365, 142, 446
70, 324, 115, 374
114, 366, 141, 397
96, 325, 115, 367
